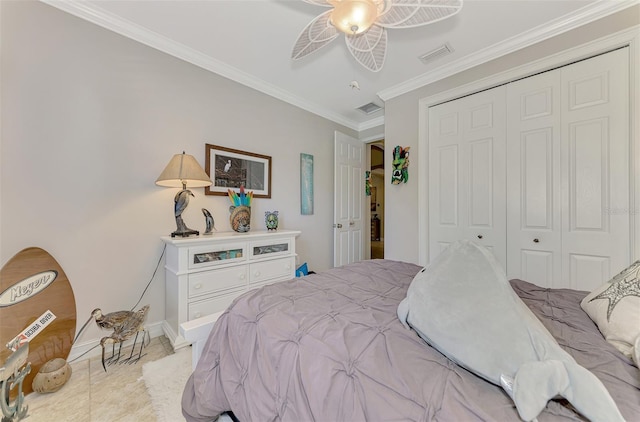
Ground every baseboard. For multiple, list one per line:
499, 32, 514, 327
67, 321, 165, 363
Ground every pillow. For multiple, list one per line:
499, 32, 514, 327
397, 240, 623, 422
580, 260, 640, 366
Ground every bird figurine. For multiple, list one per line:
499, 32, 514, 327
223, 159, 232, 172
100, 305, 150, 371
172, 188, 199, 237
74, 307, 140, 344
202, 208, 216, 235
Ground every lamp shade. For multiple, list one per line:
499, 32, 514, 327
156, 151, 212, 188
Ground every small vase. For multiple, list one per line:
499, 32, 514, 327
229, 205, 251, 233
265, 211, 279, 231
32, 358, 72, 393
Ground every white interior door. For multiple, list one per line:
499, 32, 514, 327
506, 69, 563, 286
507, 48, 629, 290
334, 131, 364, 267
560, 48, 629, 291
428, 86, 507, 268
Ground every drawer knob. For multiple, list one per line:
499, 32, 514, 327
194, 312, 201, 319
239, 273, 246, 280
194, 283, 202, 290
533, 238, 540, 243
477, 235, 483, 240
286, 264, 291, 270
254, 271, 260, 277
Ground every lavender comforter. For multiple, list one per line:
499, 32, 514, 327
182, 260, 640, 422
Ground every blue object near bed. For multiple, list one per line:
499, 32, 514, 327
295, 262, 308, 277
397, 240, 624, 422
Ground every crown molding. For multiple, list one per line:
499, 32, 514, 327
40, 0, 364, 131
360, 133, 385, 143
378, 0, 639, 101
39, 0, 638, 133
358, 115, 385, 131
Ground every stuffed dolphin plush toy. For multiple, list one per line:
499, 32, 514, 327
397, 240, 623, 422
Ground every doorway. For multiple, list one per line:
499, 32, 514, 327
368, 141, 384, 259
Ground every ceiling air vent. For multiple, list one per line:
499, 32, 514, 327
419, 43, 453, 64
357, 102, 383, 115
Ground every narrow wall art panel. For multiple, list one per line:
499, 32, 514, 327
300, 153, 314, 215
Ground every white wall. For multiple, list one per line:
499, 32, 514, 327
0, 1, 356, 350
383, 6, 640, 264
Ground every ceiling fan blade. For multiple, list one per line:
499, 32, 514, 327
302, 0, 333, 6
377, 0, 463, 28
345, 26, 387, 72
292, 10, 340, 60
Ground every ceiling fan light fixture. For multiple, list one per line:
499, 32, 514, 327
292, 0, 463, 72
330, 0, 378, 35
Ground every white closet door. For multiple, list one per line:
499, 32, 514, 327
429, 86, 507, 267
506, 69, 563, 286
507, 48, 629, 290
560, 48, 629, 291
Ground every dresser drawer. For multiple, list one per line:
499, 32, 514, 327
188, 292, 239, 320
249, 257, 295, 285
250, 239, 292, 259
188, 266, 247, 298
189, 242, 247, 270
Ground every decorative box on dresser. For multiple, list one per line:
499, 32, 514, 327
162, 229, 301, 350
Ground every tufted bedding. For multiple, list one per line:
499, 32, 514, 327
182, 259, 640, 422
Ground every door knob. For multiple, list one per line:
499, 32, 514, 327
333, 223, 343, 228
349, 221, 355, 226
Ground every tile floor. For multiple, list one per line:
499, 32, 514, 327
23, 336, 173, 422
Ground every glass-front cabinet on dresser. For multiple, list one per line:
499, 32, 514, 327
162, 230, 301, 349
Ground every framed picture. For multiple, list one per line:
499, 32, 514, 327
205, 144, 272, 198
300, 153, 314, 215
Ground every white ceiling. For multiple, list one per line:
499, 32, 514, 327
44, 0, 636, 131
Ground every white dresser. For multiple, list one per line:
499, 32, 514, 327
162, 229, 301, 349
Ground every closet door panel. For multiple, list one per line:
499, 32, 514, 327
429, 86, 506, 266
570, 118, 608, 231
437, 144, 459, 226
469, 138, 494, 227
522, 129, 554, 229
461, 88, 506, 259
561, 48, 629, 290
507, 71, 562, 286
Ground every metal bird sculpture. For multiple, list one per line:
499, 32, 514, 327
202, 208, 216, 235
172, 189, 199, 237
100, 305, 150, 371
74, 308, 139, 345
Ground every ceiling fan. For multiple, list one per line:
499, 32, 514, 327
292, 0, 463, 72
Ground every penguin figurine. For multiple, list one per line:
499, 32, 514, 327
202, 208, 216, 235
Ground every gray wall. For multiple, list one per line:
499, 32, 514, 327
383, 6, 640, 263
0, 1, 355, 346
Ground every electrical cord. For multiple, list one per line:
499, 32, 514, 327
68, 243, 166, 363
131, 243, 166, 311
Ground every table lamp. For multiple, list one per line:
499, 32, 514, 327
156, 151, 212, 237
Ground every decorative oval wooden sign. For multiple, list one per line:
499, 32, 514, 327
0, 247, 76, 396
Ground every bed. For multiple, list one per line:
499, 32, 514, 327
182, 259, 640, 422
